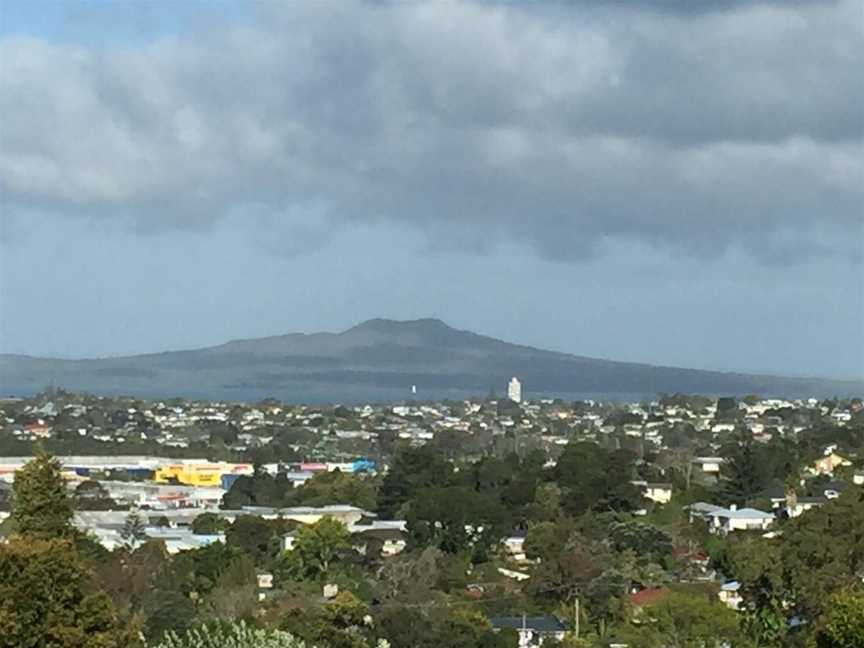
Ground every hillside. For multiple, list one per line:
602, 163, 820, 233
0, 318, 860, 402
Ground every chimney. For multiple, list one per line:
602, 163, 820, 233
785, 487, 798, 511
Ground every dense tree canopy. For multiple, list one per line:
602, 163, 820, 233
0, 536, 129, 648
279, 518, 353, 580
618, 591, 747, 648
553, 442, 641, 515
813, 590, 864, 648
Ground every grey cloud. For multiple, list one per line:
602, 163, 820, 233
532, 0, 839, 14
0, 0, 861, 261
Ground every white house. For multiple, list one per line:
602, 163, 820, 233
632, 481, 673, 504
490, 616, 566, 648
692, 457, 724, 475
720, 506, 775, 534
688, 503, 775, 535
718, 581, 743, 610
502, 534, 528, 562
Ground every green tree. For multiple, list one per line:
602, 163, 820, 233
156, 540, 246, 603
280, 517, 352, 579
293, 471, 377, 511
525, 521, 610, 608
609, 521, 673, 566
280, 591, 374, 648
11, 447, 74, 538
374, 546, 444, 602
720, 429, 770, 504
94, 540, 170, 630
814, 590, 864, 648
143, 590, 197, 641
728, 536, 786, 645
378, 445, 453, 517
121, 509, 148, 550
191, 512, 228, 535
442, 608, 510, 648
74, 480, 118, 511
620, 591, 749, 647
0, 536, 128, 648
554, 442, 640, 515
406, 485, 509, 557
527, 482, 563, 522
779, 489, 864, 620
225, 515, 282, 566
727, 489, 864, 642
221, 471, 296, 509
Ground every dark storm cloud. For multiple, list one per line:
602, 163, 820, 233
0, 0, 861, 260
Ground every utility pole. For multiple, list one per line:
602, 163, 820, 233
522, 612, 527, 648
574, 596, 580, 640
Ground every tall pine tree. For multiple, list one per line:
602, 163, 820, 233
11, 445, 74, 538
120, 509, 147, 550
2, 448, 129, 646
721, 428, 770, 505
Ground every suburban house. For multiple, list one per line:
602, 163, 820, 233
497, 567, 531, 582
252, 570, 275, 601
629, 587, 671, 624
755, 485, 789, 510
502, 532, 528, 562
692, 457, 724, 478
240, 504, 371, 527
821, 480, 850, 499
490, 615, 566, 648
284, 519, 408, 557
351, 524, 408, 557
718, 581, 743, 610
632, 481, 673, 504
629, 587, 669, 610
808, 452, 852, 477
687, 503, 775, 535
782, 496, 827, 518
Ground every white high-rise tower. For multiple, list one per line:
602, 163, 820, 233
507, 376, 522, 403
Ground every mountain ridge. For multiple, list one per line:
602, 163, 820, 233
0, 319, 860, 402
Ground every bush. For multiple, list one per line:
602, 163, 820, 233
151, 621, 307, 648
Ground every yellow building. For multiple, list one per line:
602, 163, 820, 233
154, 463, 225, 487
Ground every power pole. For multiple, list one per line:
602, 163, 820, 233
574, 596, 580, 640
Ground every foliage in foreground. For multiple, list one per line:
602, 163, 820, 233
0, 536, 128, 648
151, 621, 307, 648
151, 620, 397, 648
812, 590, 864, 648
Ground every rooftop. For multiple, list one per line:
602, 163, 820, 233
489, 616, 566, 633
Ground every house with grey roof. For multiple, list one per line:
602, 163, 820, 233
686, 502, 775, 535
490, 615, 566, 648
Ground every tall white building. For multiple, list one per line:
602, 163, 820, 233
507, 377, 522, 403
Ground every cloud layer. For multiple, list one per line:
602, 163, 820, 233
1, 0, 861, 260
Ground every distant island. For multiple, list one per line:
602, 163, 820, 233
1, 318, 860, 402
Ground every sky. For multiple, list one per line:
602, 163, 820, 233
0, 0, 862, 380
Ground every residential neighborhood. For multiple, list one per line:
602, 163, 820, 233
1, 389, 862, 646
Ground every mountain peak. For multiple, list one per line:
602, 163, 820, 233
348, 318, 453, 333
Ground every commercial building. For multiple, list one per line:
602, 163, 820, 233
154, 461, 253, 487
508, 377, 522, 403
